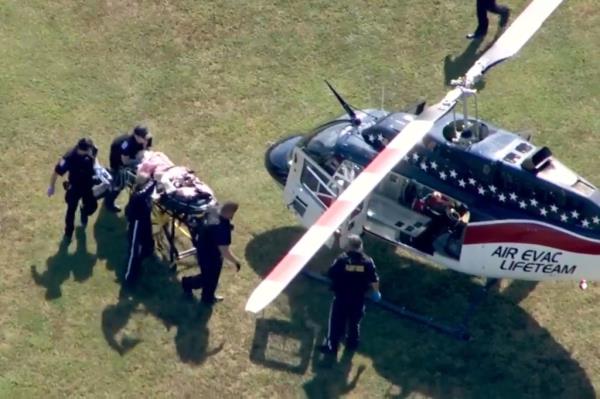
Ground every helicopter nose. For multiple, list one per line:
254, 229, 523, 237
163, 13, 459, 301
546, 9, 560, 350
265, 134, 303, 186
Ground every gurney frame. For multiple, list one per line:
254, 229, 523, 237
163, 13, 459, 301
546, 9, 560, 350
152, 202, 199, 266
123, 168, 201, 268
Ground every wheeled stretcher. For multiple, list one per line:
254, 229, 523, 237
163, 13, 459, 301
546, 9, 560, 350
149, 190, 215, 265
92, 151, 218, 264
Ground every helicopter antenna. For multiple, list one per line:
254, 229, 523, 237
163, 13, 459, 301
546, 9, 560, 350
325, 80, 361, 126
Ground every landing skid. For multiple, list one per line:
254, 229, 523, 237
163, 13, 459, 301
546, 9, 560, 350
302, 270, 499, 341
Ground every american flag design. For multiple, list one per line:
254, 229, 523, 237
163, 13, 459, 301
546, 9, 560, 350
397, 149, 600, 231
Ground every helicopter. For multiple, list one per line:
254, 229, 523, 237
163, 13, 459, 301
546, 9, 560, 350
246, 0, 598, 317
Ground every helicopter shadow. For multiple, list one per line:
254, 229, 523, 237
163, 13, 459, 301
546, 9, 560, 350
443, 30, 503, 90
94, 207, 224, 364
31, 226, 97, 300
246, 226, 594, 398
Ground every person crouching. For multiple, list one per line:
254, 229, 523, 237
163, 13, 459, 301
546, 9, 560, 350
124, 173, 156, 284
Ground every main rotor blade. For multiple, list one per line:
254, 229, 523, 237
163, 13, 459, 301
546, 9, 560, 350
245, 88, 462, 314
465, 0, 564, 86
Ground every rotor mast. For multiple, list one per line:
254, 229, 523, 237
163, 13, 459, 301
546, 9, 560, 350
449, 78, 479, 142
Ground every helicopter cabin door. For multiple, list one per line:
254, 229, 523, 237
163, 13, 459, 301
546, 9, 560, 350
283, 148, 367, 248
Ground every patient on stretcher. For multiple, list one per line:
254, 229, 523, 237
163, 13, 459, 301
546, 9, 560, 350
136, 150, 217, 213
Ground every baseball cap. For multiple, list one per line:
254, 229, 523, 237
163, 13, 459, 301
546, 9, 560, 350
77, 137, 94, 151
133, 125, 150, 138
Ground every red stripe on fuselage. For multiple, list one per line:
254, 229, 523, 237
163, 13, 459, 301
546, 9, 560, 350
464, 222, 600, 255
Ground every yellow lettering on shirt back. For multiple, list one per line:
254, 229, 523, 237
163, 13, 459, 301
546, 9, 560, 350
345, 264, 365, 272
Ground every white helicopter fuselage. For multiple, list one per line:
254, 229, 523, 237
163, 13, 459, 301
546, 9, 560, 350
280, 140, 600, 283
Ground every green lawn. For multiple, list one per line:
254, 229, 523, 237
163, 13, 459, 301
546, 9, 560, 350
0, 0, 598, 397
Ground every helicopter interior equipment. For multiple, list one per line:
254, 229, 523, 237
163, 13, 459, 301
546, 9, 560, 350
246, 0, 599, 338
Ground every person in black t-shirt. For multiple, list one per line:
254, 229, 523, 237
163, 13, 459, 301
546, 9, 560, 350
320, 235, 381, 355
104, 125, 153, 212
182, 202, 242, 304
124, 173, 156, 284
47, 138, 99, 241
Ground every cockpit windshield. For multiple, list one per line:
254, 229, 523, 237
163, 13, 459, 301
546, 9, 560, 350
300, 109, 389, 159
301, 120, 351, 161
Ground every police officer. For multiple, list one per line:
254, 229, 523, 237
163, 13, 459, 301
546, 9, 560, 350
182, 201, 242, 304
124, 173, 156, 284
320, 235, 381, 355
104, 125, 153, 212
47, 138, 99, 241
466, 0, 510, 40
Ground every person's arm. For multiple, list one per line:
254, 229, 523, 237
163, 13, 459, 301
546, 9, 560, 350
218, 245, 241, 271
121, 154, 136, 166
119, 139, 139, 166
328, 257, 343, 280
327, 257, 344, 292
47, 171, 59, 197
367, 260, 381, 301
48, 157, 68, 197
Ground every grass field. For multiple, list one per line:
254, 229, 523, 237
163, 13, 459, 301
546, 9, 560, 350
0, 0, 599, 397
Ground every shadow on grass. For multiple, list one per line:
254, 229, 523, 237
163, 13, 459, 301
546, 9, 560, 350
250, 318, 314, 374
303, 348, 365, 398
31, 226, 97, 300
443, 29, 503, 89
95, 207, 224, 364
93, 205, 128, 273
246, 226, 594, 399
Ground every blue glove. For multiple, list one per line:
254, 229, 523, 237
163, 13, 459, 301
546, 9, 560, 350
370, 291, 382, 302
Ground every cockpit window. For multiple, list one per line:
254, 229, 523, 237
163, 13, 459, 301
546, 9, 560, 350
361, 113, 410, 150
302, 121, 349, 161
503, 152, 521, 164
515, 143, 533, 153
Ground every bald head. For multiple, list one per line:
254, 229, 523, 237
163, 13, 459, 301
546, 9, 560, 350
345, 234, 363, 252
220, 201, 239, 219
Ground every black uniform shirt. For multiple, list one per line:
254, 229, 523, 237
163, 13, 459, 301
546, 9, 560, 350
125, 181, 156, 225
328, 250, 379, 299
110, 134, 144, 169
54, 147, 96, 189
195, 216, 233, 266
